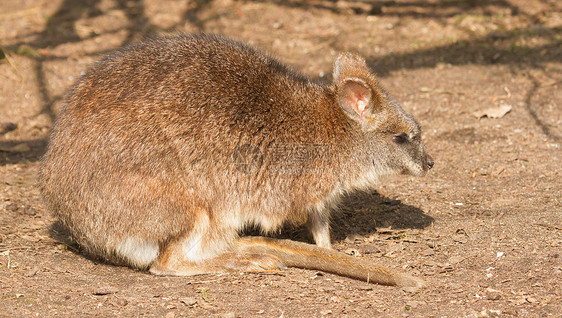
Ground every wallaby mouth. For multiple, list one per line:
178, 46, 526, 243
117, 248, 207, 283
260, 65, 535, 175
425, 155, 434, 171
405, 163, 430, 177
401, 167, 422, 177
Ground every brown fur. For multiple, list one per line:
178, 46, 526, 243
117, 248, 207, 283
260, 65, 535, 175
39, 34, 433, 287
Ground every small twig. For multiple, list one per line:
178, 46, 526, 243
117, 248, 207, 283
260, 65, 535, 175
503, 86, 512, 97
190, 278, 221, 284
419, 87, 464, 95
402, 239, 420, 243
247, 270, 286, 275
0, 248, 23, 252
539, 80, 561, 87
199, 287, 210, 302
436, 89, 465, 95
0, 46, 24, 81
59, 242, 80, 253
4, 250, 11, 269
491, 86, 512, 102
535, 223, 562, 231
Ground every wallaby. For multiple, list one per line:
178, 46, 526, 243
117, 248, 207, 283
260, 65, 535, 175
39, 34, 433, 287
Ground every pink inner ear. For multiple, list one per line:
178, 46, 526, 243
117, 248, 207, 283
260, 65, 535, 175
356, 99, 367, 117
341, 80, 372, 118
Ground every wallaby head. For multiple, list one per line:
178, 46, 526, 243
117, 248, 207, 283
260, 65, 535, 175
332, 53, 433, 180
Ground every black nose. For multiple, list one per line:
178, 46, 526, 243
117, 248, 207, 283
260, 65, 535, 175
426, 156, 434, 169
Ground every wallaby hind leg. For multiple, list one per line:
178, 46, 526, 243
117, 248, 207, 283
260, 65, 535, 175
149, 236, 286, 276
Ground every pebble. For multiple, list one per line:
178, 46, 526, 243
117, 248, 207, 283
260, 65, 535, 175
180, 297, 197, 306
0, 122, 17, 134
25, 266, 40, 277
92, 286, 119, 295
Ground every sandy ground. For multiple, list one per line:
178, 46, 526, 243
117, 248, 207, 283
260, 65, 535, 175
0, 0, 560, 317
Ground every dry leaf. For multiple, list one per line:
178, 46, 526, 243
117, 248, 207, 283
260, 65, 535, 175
0, 143, 31, 153
473, 105, 512, 118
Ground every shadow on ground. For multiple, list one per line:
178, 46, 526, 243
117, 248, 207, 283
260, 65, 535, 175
247, 0, 522, 16
262, 189, 434, 244
0, 139, 47, 166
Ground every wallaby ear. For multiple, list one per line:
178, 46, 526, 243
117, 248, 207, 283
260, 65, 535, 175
338, 78, 373, 120
333, 53, 382, 122
333, 53, 368, 82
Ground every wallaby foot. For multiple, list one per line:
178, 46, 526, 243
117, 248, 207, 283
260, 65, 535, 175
149, 238, 286, 276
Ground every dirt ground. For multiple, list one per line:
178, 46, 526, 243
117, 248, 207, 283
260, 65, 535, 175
1, 0, 560, 317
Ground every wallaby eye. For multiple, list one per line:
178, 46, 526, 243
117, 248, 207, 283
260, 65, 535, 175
392, 133, 408, 144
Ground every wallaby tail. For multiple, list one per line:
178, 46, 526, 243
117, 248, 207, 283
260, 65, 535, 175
235, 236, 425, 288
